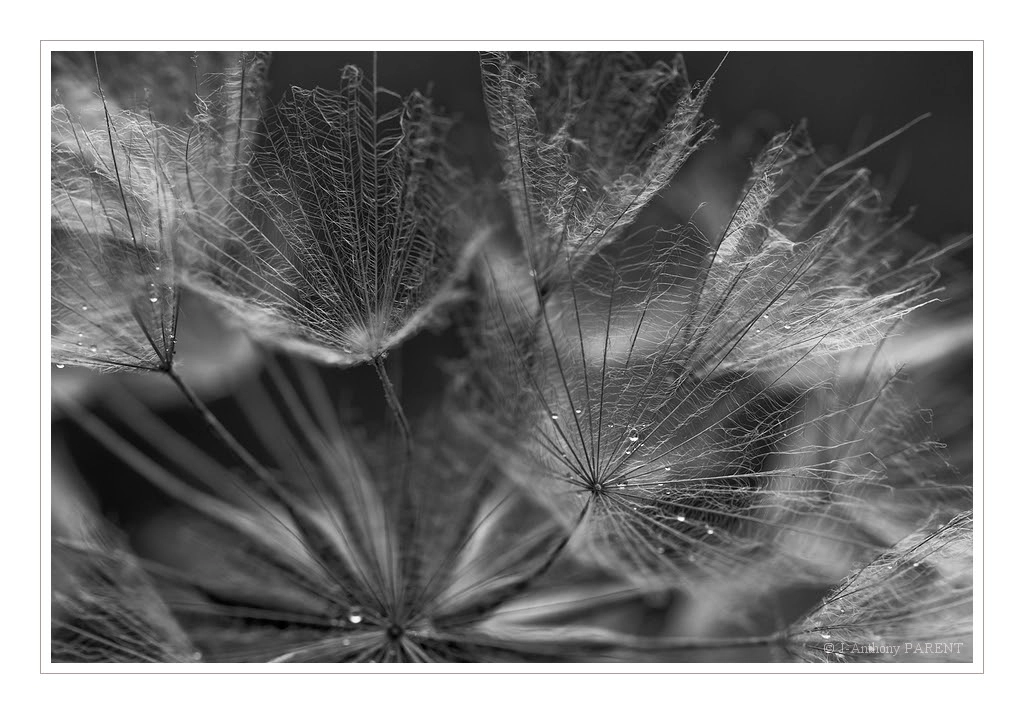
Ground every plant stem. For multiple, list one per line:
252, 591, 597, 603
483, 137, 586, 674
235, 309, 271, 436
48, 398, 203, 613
440, 502, 590, 626
164, 367, 275, 488
373, 354, 412, 448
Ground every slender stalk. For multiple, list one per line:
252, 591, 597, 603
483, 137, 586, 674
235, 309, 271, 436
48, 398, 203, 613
439, 502, 590, 627
373, 354, 412, 448
164, 366, 276, 487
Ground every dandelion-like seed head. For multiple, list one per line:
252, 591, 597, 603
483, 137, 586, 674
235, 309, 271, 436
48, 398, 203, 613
184, 64, 474, 368
67, 360, 605, 662
785, 511, 973, 663
481, 51, 712, 280
476, 103, 962, 592
51, 105, 184, 373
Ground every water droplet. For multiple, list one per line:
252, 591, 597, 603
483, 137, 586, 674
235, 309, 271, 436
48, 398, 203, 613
81, 305, 89, 311
626, 428, 639, 443
154, 265, 161, 272
528, 269, 537, 278
575, 408, 582, 415
913, 562, 921, 568
149, 296, 159, 303
346, 607, 363, 625
887, 564, 894, 570
580, 187, 588, 193
675, 515, 686, 523
820, 632, 831, 640
705, 527, 715, 535
89, 345, 98, 353
75, 341, 83, 347
783, 324, 792, 331
55, 363, 65, 369
664, 466, 671, 472
550, 413, 559, 421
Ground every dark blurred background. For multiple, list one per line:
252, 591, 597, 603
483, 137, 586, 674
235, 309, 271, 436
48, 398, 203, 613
264, 52, 972, 241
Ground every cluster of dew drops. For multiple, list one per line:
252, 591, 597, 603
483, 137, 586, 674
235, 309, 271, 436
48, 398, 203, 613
547, 411, 721, 546
55, 266, 175, 369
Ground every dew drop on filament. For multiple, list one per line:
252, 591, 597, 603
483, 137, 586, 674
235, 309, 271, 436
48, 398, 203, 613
346, 607, 363, 625
55, 363, 65, 369
550, 413, 559, 421
626, 428, 639, 443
